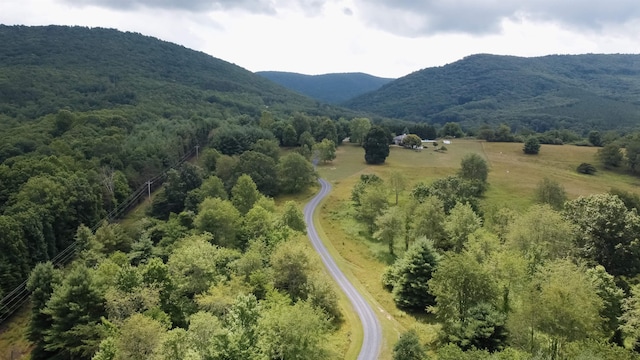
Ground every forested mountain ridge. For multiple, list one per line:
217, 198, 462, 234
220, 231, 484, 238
0, 25, 350, 301
343, 53, 640, 133
0, 25, 330, 123
256, 71, 393, 104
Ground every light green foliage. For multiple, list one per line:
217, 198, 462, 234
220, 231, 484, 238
305, 274, 341, 323
523, 136, 540, 154
93, 221, 132, 254
270, 240, 310, 301
281, 201, 306, 233
351, 173, 383, 207
159, 328, 190, 360
587, 265, 624, 343
533, 177, 567, 210
508, 260, 604, 354
443, 202, 482, 253
277, 152, 317, 194
313, 138, 337, 163
429, 252, 499, 323
195, 197, 242, 248
563, 340, 638, 360
114, 314, 167, 360
358, 183, 390, 233
349, 117, 371, 145
167, 235, 241, 297
392, 330, 426, 360
385, 239, 438, 311
410, 196, 447, 248
298, 130, 316, 151
194, 277, 250, 317
459, 153, 489, 183
231, 174, 261, 215
187, 311, 228, 359
224, 294, 261, 359
620, 284, 640, 349
389, 172, 407, 206
243, 204, 275, 241
373, 206, 405, 255
257, 300, 332, 360
563, 193, 640, 276
506, 205, 575, 269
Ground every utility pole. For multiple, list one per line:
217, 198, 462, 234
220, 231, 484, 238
147, 180, 153, 202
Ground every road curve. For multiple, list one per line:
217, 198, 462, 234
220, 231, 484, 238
304, 178, 382, 360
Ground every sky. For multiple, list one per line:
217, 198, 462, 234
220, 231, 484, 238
1, 0, 640, 78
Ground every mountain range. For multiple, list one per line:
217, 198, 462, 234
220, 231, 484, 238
256, 71, 393, 104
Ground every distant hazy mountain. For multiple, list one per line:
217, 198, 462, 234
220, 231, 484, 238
256, 71, 394, 104
343, 53, 640, 132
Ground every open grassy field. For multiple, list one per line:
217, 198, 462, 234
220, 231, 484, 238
314, 139, 640, 359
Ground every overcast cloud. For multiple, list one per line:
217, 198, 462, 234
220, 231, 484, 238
1, 0, 640, 77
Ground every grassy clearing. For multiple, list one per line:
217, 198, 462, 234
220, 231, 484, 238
0, 305, 32, 359
314, 139, 640, 358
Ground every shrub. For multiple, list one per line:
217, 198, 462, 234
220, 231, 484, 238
577, 163, 597, 175
523, 137, 540, 154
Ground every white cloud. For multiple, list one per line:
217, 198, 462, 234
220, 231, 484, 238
1, 0, 639, 78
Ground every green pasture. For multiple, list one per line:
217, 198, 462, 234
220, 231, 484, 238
313, 140, 640, 359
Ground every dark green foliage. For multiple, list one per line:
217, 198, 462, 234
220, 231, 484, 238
27, 262, 63, 360
314, 118, 339, 145
534, 177, 567, 210
211, 125, 275, 156
345, 54, 640, 132
442, 303, 508, 352
440, 122, 464, 138
43, 264, 106, 359
589, 131, 603, 146
459, 153, 489, 183
523, 137, 540, 154
563, 194, 640, 277
625, 135, 640, 174
385, 239, 439, 311
235, 151, 278, 196
577, 162, 597, 174
251, 139, 280, 162
393, 330, 426, 360
363, 125, 391, 164
257, 71, 393, 104
598, 143, 624, 168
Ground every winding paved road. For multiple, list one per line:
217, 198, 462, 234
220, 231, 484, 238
304, 178, 382, 360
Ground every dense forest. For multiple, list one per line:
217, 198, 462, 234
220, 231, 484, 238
256, 71, 393, 104
343, 53, 640, 133
0, 25, 354, 305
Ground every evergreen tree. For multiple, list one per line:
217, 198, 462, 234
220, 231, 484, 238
388, 239, 439, 311
43, 264, 106, 359
363, 125, 390, 164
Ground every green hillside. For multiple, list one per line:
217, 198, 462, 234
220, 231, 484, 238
343, 53, 640, 133
0, 25, 346, 301
256, 71, 393, 104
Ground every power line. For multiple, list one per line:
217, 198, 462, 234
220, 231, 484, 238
0, 145, 199, 324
